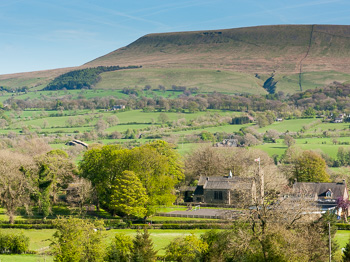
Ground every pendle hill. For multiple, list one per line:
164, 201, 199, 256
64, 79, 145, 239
3, 24, 350, 95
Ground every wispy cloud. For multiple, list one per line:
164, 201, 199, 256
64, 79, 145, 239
40, 29, 96, 42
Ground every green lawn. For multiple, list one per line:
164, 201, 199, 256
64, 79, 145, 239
0, 228, 210, 261
0, 254, 53, 262
335, 230, 350, 248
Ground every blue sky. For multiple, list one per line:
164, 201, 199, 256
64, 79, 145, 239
1, 0, 350, 75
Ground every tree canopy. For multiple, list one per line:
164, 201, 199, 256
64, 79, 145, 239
110, 170, 148, 218
79, 141, 184, 217
293, 150, 330, 182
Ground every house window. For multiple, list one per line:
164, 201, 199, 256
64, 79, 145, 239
214, 191, 223, 200
326, 190, 332, 198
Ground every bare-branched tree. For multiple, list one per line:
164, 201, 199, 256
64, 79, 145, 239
0, 150, 37, 223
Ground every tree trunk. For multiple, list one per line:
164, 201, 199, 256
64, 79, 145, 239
8, 211, 15, 224
96, 201, 100, 212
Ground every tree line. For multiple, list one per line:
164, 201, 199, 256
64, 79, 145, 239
6, 82, 350, 119
0, 140, 184, 223
42, 66, 141, 91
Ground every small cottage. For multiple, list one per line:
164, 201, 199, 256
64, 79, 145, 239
292, 181, 348, 211
333, 117, 343, 123
193, 173, 256, 206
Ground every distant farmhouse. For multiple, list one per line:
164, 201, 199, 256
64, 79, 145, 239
111, 105, 125, 111
192, 172, 257, 206
65, 139, 88, 148
333, 117, 343, 123
291, 181, 348, 213
331, 113, 349, 123
214, 139, 238, 147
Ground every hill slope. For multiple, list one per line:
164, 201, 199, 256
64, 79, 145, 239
87, 25, 350, 74
3, 25, 350, 94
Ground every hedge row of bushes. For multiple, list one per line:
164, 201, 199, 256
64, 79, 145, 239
0, 224, 54, 229
146, 219, 230, 224
0, 218, 231, 230
0, 219, 53, 225
336, 223, 350, 230
125, 223, 233, 229
160, 223, 232, 229
0, 232, 29, 254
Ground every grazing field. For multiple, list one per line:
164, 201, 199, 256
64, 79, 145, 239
255, 136, 350, 158
1, 107, 348, 161
257, 118, 317, 133
304, 122, 350, 134
0, 104, 349, 161
274, 70, 350, 94
96, 68, 265, 94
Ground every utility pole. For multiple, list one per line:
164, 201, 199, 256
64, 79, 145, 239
255, 157, 263, 204
328, 221, 332, 262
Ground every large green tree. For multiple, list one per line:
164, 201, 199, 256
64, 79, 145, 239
51, 217, 105, 262
79, 144, 130, 210
110, 170, 148, 218
79, 141, 184, 216
293, 151, 330, 182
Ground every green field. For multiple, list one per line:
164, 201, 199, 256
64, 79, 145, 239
258, 118, 317, 133
275, 71, 350, 94
96, 68, 266, 94
1, 104, 350, 163
2, 108, 348, 161
256, 136, 350, 158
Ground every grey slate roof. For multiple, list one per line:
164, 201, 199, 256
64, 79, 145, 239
196, 175, 254, 193
293, 182, 347, 199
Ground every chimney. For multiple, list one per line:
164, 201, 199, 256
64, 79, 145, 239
228, 170, 233, 178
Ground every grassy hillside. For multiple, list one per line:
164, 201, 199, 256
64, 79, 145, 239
88, 25, 350, 72
96, 68, 265, 94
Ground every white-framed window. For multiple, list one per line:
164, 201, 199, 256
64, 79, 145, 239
326, 190, 332, 198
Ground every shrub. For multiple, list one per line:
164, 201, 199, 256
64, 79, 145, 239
336, 223, 350, 230
0, 231, 29, 254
